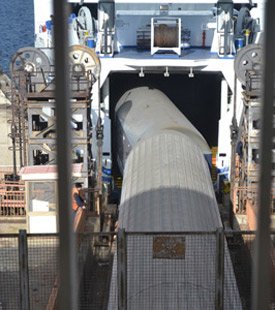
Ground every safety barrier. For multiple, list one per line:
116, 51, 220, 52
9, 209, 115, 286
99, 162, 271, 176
0, 182, 26, 216
112, 230, 264, 310
0, 230, 274, 309
0, 231, 58, 309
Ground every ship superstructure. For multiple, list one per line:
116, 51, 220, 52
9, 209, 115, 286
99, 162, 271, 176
0, 0, 271, 232
1, 1, 275, 309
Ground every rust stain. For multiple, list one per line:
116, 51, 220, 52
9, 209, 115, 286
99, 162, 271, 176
153, 236, 185, 259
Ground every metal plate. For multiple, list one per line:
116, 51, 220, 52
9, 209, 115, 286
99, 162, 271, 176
153, 236, 185, 259
68, 45, 100, 80
234, 44, 262, 85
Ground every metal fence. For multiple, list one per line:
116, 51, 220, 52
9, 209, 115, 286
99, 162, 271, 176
0, 230, 274, 309
0, 234, 20, 309
0, 182, 25, 217
27, 233, 59, 309
116, 232, 218, 310
112, 230, 254, 310
0, 231, 58, 310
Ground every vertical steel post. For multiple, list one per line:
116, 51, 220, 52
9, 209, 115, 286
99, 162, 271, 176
10, 77, 17, 178
215, 228, 224, 310
117, 228, 127, 310
252, 1, 274, 309
18, 230, 30, 310
230, 75, 238, 210
53, 1, 78, 309
97, 77, 103, 196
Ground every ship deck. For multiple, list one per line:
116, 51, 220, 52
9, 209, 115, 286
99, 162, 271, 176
113, 47, 223, 60
99, 47, 235, 89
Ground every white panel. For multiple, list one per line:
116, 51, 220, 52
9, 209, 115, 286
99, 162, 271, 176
34, 0, 53, 35
29, 215, 57, 233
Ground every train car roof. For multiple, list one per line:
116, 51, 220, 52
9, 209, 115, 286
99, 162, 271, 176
118, 130, 221, 232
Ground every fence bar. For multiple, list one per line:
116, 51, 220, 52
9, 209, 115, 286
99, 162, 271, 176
18, 230, 30, 310
252, 1, 275, 309
215, 227, 224, 310
117, 228, 127, 310
126, 230, 216, 236
53, 1, 78, 309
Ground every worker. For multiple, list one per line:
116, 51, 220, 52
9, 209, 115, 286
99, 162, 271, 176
236, 140, 243, 160
72, 183, 86, 212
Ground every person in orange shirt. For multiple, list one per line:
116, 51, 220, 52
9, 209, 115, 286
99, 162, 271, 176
72, 183, 86, 212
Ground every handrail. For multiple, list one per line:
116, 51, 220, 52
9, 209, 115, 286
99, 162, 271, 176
0, 182, 26, 216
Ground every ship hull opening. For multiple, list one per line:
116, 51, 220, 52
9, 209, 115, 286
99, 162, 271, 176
109, 72, 222, 177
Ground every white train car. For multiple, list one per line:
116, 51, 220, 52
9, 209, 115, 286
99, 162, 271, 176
108, 87, 242, 309
115, 87, 211, 173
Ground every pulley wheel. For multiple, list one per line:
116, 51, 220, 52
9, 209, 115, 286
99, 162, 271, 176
10, 47, 51, 77
69, 45, 100, 80
78, 6, 93, 31
234, 44, 262, 85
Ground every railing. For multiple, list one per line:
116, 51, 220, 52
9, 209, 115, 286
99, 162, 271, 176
233, 185, 275, 214
0, 229, 274, 310
11, 69, 93, 98
0, 181, 26, 216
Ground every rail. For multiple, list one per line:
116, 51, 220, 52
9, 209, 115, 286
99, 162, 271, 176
233, 185, 275, 214
0, 181, 26, 216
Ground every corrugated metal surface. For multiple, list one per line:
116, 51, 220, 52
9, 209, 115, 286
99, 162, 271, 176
109, 236, 242, 310
108, 130, 242, 309
119, 130, 220, 231
116, 87, 211, 155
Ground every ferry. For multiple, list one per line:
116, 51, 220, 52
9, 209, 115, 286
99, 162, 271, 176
0, 0, 270, 232
0, 1, 274, 309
